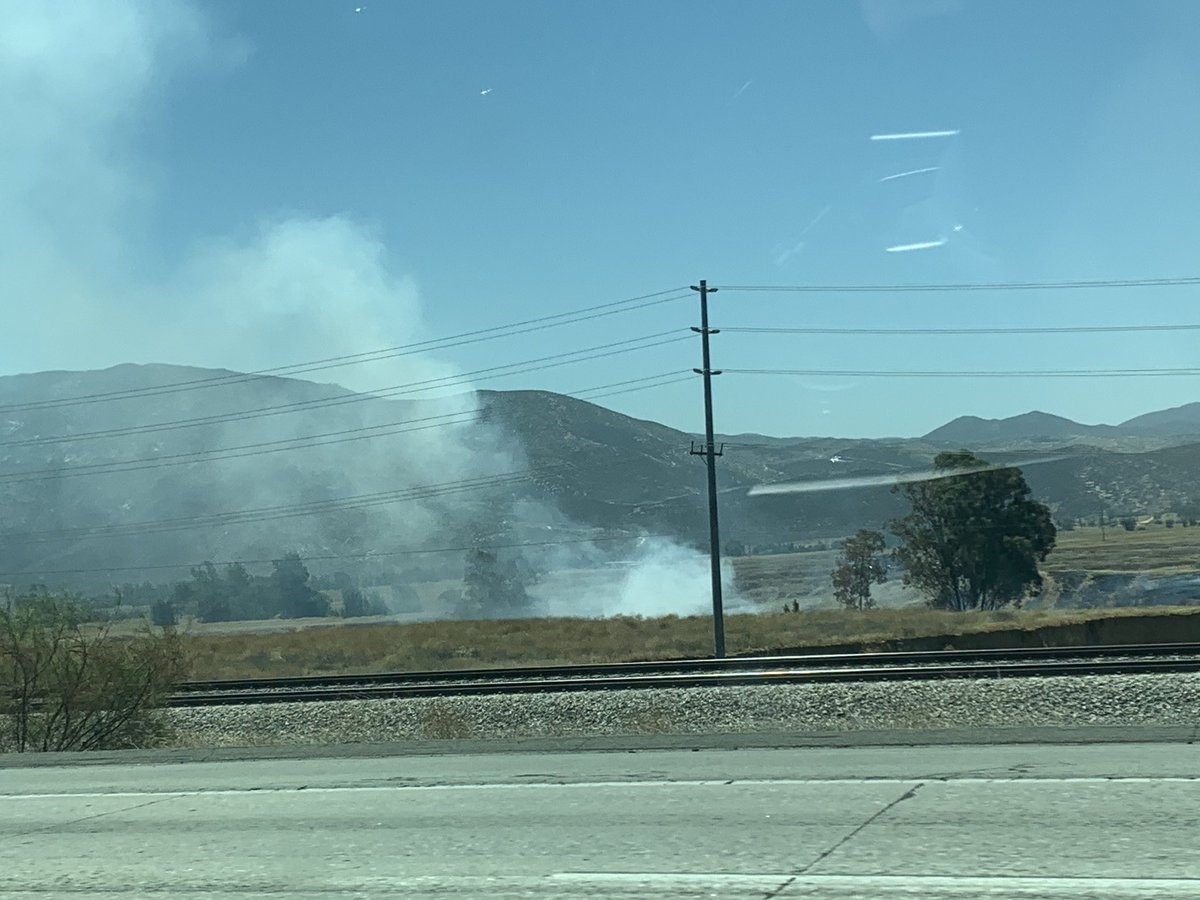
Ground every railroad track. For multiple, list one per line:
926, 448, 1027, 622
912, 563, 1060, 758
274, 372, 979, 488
171, 642, 1200, 707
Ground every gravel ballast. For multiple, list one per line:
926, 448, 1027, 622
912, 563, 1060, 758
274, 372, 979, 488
164, 673, 1200, 748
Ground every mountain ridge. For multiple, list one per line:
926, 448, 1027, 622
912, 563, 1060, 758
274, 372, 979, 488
3, 364, 1200, 592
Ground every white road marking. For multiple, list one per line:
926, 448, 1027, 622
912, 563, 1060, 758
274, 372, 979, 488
5, 775, 1199, 801
553, 873, 1200, 896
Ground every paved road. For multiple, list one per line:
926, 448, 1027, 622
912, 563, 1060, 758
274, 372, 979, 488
2, 741, 1198, 898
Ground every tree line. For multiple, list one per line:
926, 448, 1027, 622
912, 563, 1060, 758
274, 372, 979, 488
153, 551, 389, 625
151, 546, 537, 625
832, 450, 1057, 612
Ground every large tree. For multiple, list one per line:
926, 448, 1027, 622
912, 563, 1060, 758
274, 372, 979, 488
831, 529, 887, 610
459, 548, 533, 619
889, 451, 1056, 611
269, 552, 329, 619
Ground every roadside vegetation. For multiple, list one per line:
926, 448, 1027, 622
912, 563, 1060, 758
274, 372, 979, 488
0, 592, 189, 752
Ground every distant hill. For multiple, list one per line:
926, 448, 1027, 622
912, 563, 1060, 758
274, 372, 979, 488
923, 403, 1200, 449
923, 411, 1119, 444
3, 364, 1200, 594
1119, 401, 1200, 434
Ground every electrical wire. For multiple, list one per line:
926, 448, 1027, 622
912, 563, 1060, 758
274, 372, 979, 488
0, 532, 673, 578
718, 276, 1200, 293
0, 368, 696, 484
577, 375, 695, 402
2, 470, 549, 545
0, 287, 692, 413
0, 412, 482, 485
725, 367, 1200, 379
720, 323, 1200, 336
0, 331, 693, 449
0, 372, 699, 552
494, 370, 689, 401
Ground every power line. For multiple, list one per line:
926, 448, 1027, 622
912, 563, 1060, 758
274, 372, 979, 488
726, 367, 1200, 379
1, 470, 548, 545
0, 532, 670, 579
721, 323, 1200, 336
0, 288, 692, 413
577, 374, 694, 402
719, 276, 1200, 293
0, 411, 481, 485
0, 368, 694, 484
0, 331, 692, 450
507, 370, 688, 401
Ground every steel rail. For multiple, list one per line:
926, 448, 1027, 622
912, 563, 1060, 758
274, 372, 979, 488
176, 642, 1200, 693
170, 647, 1200, 707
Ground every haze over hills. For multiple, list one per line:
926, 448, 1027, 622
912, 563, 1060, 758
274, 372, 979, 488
923, 406, 1200, 449
923, 411, 1121, 444
3, 364, 1200, 596
1119, 402, 1200, 434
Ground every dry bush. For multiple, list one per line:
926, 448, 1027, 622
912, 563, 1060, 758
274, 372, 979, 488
0, 594, 190, 752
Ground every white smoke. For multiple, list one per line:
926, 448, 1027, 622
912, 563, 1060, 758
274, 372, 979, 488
606, 539, 740, 618
0, 2, 439, 388
0, 1, 734, 623
531, 537, 745, 619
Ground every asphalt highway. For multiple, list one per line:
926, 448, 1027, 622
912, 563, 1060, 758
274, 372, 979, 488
2, 740, 1198, 898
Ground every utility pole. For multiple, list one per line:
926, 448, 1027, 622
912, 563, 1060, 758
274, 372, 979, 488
689, 280, 726, 658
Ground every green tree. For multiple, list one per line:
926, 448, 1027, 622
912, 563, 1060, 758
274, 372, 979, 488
460, 548, 532, 618
341, 587, 370, 618
149, 596, 177, 627
190, 562, 232, 623
889, 451, 1056, 611
831, 529, 887, 610
270, 552, 329, 619
223, 563, 271, 619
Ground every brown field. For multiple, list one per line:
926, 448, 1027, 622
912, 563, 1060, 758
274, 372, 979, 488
180, 604, 1200, 681
150, 523, 1200, 681
1047, 524, 1200, 573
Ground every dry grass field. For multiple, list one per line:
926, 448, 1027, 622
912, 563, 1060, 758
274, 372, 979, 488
157, 524, 1200, 680
179, 604, 1200, 680
1047, 525, 1200, 573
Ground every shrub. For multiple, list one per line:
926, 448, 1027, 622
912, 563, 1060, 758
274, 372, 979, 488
0, 593, 189, 752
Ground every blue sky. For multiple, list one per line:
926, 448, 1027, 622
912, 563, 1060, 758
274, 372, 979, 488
4, 1, 1200, 437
